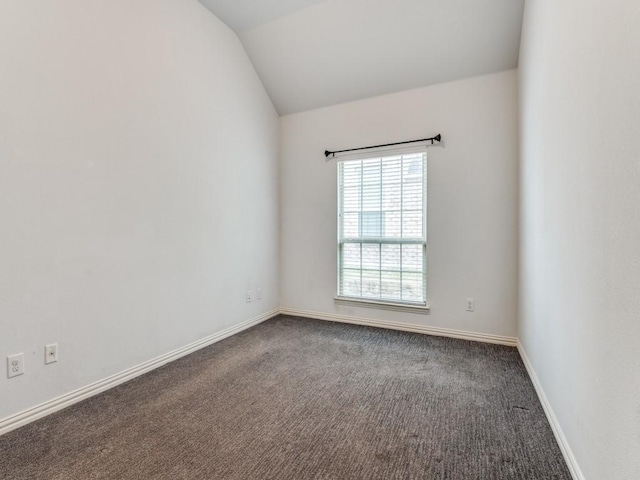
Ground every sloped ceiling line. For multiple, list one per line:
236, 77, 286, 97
199, 0, 524, 114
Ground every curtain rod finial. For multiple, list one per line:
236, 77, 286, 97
435, 134, 441, 142
325, 150, 332, 158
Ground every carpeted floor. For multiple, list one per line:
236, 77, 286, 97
0, 315, 571, 479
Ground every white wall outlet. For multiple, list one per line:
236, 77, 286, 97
45, 343, 58, 364
466, 298, 475, 312
256, 288, 262, 300
246, 289, 252, 303
7, 353, 24, 378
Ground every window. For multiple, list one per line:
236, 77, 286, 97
337, 150, 427, 306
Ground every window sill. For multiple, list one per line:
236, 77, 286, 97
334, 296, 431, 315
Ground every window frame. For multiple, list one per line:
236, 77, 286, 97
335, 149, 429, 311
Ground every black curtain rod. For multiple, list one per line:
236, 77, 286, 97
324, 134, 441, 158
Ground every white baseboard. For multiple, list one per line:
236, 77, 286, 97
517, 341, 584, 480
280, 307, 517, 346
0, 309, 279, 436
1, 307, 580, 480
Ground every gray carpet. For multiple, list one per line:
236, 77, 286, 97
0, 315, 571, 479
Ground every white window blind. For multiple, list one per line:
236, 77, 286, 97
338, 150, 427, 305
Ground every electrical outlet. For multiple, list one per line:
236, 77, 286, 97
45, 343, 58, 364
256, 288, 262, 300
246, 290, 252, 303
466, 298, 475, 312
7, 353, 24, 378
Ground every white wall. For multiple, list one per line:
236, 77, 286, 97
0, 0, 279, 421
280, 70, 519, 338
518, 1, 640, 478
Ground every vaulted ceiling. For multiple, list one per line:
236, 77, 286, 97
199, 0, 525, 115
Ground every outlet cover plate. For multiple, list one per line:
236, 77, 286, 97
45, 344, 59, 364
466, 298, 475, 312
7, 353, 24, 378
